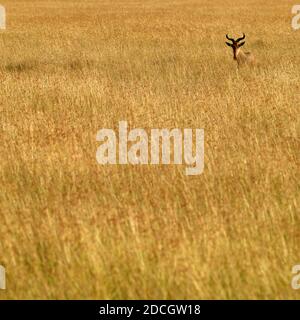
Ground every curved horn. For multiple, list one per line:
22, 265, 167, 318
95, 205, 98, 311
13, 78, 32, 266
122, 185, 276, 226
236, 33, 246, 42
226, 34, 234, 42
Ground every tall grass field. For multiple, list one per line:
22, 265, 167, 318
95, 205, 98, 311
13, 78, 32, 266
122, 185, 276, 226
0, 0, 299, 299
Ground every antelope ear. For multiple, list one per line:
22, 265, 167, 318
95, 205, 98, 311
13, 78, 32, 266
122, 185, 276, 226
225, 42, 232, 47
238, 41, 245, 47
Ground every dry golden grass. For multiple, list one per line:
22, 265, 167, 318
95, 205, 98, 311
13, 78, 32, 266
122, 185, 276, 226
0, 0, 299, 299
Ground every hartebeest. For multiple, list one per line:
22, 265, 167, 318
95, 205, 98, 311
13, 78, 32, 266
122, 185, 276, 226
225, 33, 255, 67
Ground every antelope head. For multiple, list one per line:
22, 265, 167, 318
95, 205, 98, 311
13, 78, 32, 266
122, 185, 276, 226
225, 33, 246, 60
225, 33, 255, 66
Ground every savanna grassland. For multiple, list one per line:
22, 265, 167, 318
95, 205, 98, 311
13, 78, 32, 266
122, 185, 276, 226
0, 0, 299, 299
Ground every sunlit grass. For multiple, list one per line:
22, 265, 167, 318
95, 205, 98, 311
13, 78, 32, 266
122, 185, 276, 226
0, 0, 299, 299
